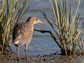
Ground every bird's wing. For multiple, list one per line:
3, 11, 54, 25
12, 23, 26, 41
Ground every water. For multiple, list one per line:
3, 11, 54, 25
10, 0, 84, 56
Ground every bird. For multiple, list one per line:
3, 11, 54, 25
12, 16, 46, 60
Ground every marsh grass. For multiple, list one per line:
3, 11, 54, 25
0, 0, 30, 53
39, 0, 84, 55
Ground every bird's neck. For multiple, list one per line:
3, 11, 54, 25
26, 21, 35, 31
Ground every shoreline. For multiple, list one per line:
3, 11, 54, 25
0, 53, 83, 63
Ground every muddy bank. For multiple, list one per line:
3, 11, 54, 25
0, 53, 84, 63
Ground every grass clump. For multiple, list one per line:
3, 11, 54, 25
0, 0, 30, 53
39, 0, 84, 55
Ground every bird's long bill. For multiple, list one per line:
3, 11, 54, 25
38, 20, 46, 24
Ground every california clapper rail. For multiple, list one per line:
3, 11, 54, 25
12, 16, 46, 60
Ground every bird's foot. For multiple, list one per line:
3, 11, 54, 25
25, 56, 28, 60
16, 56, 20, 61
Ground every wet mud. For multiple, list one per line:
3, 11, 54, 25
0, 53, 84, 63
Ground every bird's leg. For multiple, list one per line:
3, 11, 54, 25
25, 45, 28, 60
16, 46, 19, 61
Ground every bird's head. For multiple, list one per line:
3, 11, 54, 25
26, 16, 46, 24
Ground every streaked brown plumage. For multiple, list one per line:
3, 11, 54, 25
12, 16, 46, 60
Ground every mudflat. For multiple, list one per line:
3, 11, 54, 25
0, 53, 83, 63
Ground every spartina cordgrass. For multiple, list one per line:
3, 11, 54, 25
0, 0, 30, 53
37, 0, 84, 55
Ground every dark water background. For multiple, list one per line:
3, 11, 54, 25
10, 0, 84, 56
